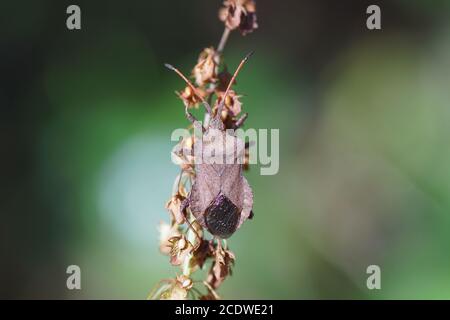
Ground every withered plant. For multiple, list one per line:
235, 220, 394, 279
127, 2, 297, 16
149, 0, 258, 300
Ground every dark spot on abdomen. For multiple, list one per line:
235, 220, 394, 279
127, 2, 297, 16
205, 193, 240, 239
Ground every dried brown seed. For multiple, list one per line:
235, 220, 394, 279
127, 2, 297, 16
239, 0, 258, 35
206, 247, 235, 289
172, 136, 196, 172
215, 90, 242, 117
158, 221, 181, 255
193, 47, 219, 86
176, 85, 206, 108
217, 67, 235, 92
168, 235, 194, 266
189, 239, 215, 272
219, 0, 258, 35
166, 193, 186, 225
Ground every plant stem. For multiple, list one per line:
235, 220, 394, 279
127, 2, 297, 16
217, 27, 231, 54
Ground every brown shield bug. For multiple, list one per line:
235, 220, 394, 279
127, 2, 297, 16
165, 53, 254, 239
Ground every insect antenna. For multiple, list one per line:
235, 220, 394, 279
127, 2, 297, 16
164, 63, 212, 114
216, 51, 254, 118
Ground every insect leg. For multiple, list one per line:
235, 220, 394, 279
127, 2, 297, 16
164, 63, 212, 114
184, 103, 198, 124
216, 236, 223, 251
181, 103, 206, 131
181, 198, 203, 251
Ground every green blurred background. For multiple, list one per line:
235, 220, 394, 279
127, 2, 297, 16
1, 0, 450, 299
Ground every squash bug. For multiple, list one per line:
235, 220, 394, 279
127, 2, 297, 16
165, 53, 254, 239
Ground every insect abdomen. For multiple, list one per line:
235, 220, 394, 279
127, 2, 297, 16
205, 192, 240, 239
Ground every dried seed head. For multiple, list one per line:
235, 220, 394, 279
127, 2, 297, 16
206, 247, 236, 289
172, 136, 196, 172
215, 90, 243, 117
176, 275, 194, 290
219, 4, 242, 30
181, 136, 195, 169
219, 0, 258, 35
217, 67, 235, 92
193, 47, 219, 86
168, 235, 194, 266
189, 239, 214, 272
239, 0, 258, 35
158, 221, 181, 255
176, 85, 206, 108
165, 193, 186, 225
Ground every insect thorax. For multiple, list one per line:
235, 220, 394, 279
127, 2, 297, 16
194, 128, 245, 165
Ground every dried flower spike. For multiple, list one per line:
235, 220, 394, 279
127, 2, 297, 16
151, 0, 258, 300
176, 86, 206, 109
168, 235, 194, 266
219, 0, 258, 35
